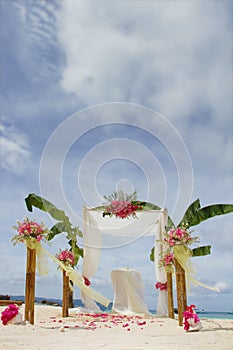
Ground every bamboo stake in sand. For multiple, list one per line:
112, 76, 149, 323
24, 247, 36, 324
167, 272, 174, 319
62, 270, 70, 317
175, 258, 187, 326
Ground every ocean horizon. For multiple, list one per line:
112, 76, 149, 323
6, 295, 233, 320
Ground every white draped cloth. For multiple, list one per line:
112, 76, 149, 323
111, 268, 151, 315
82, 206, 168, 316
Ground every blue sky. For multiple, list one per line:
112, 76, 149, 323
0, 0, 232, 311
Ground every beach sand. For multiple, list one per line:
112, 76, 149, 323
0, 305, 232, 350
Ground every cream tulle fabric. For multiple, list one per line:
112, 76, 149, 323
82, 207, 168, 316
111, 268, 151, 315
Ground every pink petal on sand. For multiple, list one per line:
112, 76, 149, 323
122, 323, 129, 328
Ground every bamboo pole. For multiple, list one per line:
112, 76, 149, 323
167, 272, 174, 319
174, 258, 187, 326
62, 270, 69, 317
24, 247, 36, 324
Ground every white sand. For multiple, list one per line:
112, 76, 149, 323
0, 305, 233, 350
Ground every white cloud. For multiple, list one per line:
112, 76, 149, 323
0, 119, 31, 174
12, 0, 63, 81
57, 1, 232, 123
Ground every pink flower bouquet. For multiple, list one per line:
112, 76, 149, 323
11, 217, 50, 245
183, 305, 202, 332
56, 249, 75, 267
1, 304, 22, 326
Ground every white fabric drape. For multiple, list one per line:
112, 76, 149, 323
111, 268, 151, 315
82, 206, 168, 316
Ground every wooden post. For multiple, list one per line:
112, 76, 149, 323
24, 247, 36, 324
167, 272, 174, 319
62, 270, 69, 317
175, 258, 187, 326
69, 280, 74, 308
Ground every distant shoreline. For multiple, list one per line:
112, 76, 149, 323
2, 295, 232, 320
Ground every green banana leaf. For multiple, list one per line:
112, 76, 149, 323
192, 246, 211, 257
178, 201, 233, 228
68, 240, 83, 265
25, 193, 83, 264
25, 193, 71, 227
150, 247, 155, 262
48, 222, 70, 241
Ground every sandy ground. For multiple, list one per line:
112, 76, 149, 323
0, 305, 233, 350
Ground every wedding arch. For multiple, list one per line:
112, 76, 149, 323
81, 206, 168, 316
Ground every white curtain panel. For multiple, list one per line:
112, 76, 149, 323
82, 207, 168, 316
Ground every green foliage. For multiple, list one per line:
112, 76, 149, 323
178, 200, 233, 228
25, 193, 83, 265
150, 199, 233, 262
150, 247, 155, 262
192, 246, 211, 257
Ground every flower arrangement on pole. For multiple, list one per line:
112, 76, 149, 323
11, 217, 50, 246
56, 249, 75, 267
159, 224, 199, 273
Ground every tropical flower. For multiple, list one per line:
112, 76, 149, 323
183, 304, 201, 331
102, 191, 143, 219
11, 217, 50, 245
164, 227, 198, 247
56, 249, 75, 267
83, 276, 91, 286
1, 304, 19, 325
155, 282, 167, 291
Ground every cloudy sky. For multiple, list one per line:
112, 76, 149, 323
0, 0, 232, 311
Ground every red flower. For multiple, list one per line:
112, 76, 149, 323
1, 304, 19, 325
155, 282, 168, 291
83, 276, 91, 286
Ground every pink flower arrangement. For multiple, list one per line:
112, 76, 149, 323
106, 200, 141, 219
11, 217, 50, 245
183, 304, 201, 331
103, 191, 143, 219
56, 249, 75, 267
159, 225, 199, 271
1, 304, 19, 325
164, 227, 198, 247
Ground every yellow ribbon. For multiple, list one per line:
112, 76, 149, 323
23, 239, 110, 307
25, 239, 50, 276
174, 245, 220, 292
43, 248, 111, 308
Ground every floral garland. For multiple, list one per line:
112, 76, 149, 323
56, 249, 75, 267
102, 191, 144, 219
183, 304, 201, 331
1, 304, 19, 325
160, 225, 199, 272
155, 282, 167, 291
11, 217, 50, 245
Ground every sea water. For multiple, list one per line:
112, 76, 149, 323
148, 310, 233, 320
